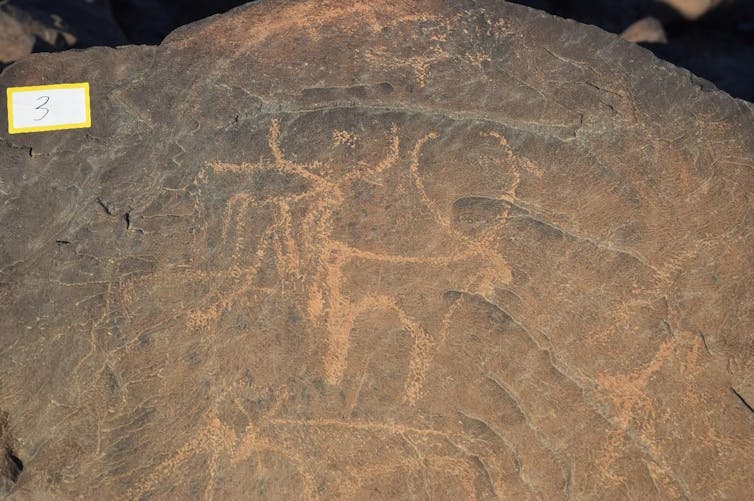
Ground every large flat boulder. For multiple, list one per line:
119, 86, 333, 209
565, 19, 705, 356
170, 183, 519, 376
1, 0, 752, 498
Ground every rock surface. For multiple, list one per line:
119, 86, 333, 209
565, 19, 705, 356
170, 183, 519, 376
4, 1, 754, 103
0, 0, 251, 57
1, 0, 753, 499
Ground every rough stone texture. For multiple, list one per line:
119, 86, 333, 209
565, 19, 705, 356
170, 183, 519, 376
1, 0, 753, 499
0, 0, 252, 57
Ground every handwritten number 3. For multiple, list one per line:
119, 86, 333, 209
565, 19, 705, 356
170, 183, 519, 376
34, 95, 50, 121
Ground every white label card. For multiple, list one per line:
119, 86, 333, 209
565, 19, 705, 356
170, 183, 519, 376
7, 82, 91, 134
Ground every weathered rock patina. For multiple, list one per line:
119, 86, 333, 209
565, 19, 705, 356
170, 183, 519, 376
1, 0, 752, 499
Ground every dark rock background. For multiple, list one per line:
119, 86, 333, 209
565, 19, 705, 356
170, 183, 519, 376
107, 0, 251, 44
0, 0, 127, 64
511, 0, 754, 101
1, 0, 753, 101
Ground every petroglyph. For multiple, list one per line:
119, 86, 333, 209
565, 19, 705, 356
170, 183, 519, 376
201, 119, 534, 405
125, 371, 531, 501
137, 119, 547, 498
3, 1, 753, 498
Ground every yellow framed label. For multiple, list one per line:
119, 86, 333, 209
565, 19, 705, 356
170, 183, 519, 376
7, 82, 90, 134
